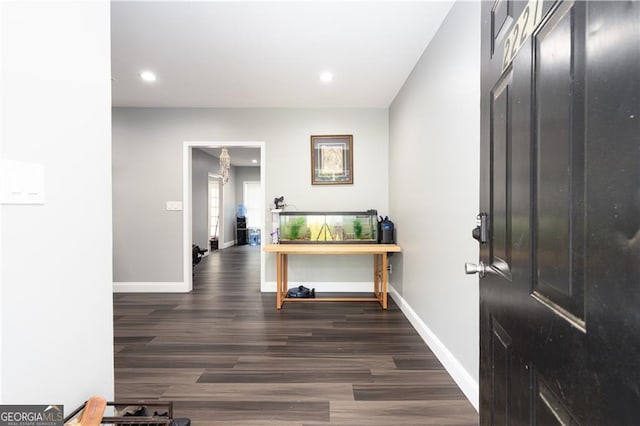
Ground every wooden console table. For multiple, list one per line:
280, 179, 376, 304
263, 244, 401, 309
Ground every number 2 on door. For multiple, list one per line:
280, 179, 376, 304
502, 0, 543, 70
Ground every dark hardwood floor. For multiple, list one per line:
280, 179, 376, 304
114, 245, 478, 425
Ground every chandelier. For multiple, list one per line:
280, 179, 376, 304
219, 148, 230, 184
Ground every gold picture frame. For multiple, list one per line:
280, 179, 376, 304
311, 135, 353, 185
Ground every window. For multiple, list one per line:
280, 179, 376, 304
208, 176, 220, 238
243, 181, 261, 229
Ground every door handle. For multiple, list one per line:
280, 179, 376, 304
465, 261, 487, 278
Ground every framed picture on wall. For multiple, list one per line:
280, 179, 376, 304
311, 135, 353, 185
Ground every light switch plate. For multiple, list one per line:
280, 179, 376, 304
166, 201, 183, 211
0, 159, 45, 205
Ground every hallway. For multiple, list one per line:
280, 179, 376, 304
113, 245, 478, 424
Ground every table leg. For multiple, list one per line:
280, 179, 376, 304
276, 252, 283, 309
382, 252, 388, 309
283, 254, 288, 304
373, 254, 380, 299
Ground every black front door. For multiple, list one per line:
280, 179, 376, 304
477, 1, 640, 423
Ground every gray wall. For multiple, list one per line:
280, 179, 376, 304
112, 108, 388, 284
389, 1, 480, 401
1, 1, 114, 406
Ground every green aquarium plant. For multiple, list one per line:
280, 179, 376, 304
353, 218, 362, 239
288, 217, 306, 240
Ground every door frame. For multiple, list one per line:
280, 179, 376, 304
182, 140, 266, 292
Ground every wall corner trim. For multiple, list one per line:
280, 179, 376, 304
389, 285, 479, 412
113, 282, 190, 293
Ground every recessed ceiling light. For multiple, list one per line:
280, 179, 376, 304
251, 159, 258, 164
140, 70, 157, 83
320, 71, 333, 83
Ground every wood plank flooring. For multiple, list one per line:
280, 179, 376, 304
114, 245, 478, 425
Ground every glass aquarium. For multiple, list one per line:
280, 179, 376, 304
279, 210, 378, 243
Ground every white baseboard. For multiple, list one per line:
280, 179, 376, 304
262, 281, 376, 293
388, 285, 479, 412
113, 282, 189, 293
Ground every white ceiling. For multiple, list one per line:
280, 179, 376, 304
111, 1, 454, 108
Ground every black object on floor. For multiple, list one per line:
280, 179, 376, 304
287, 285, 315, 298
192, 245, 207, 277
192, 245, 207, 266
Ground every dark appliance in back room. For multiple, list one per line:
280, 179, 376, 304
236, 216, 247, 245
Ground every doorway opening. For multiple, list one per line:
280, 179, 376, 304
182, 140, 266, 292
